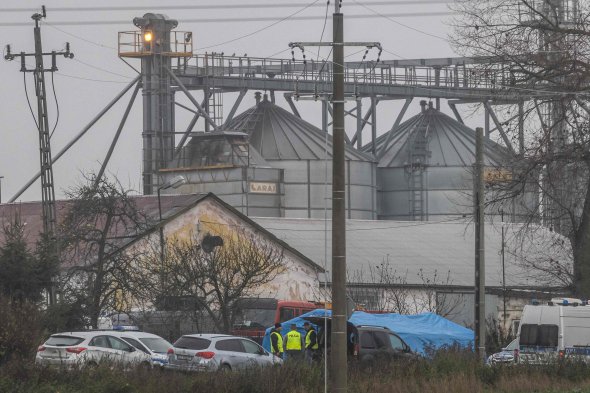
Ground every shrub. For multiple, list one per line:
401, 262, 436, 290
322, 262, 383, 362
0, 296, 43, 365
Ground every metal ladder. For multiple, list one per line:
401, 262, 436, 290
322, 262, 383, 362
406, 120, 431, 221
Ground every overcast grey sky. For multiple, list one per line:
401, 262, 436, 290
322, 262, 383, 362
0, 0, 472, 202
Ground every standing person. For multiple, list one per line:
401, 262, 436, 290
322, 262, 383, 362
270, 323, 284, 359
303, 322, 319, 364
284, 323, 303, 361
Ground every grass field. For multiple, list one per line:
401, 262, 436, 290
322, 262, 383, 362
4, 351, 590, 393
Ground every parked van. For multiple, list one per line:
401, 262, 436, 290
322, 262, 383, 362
518, 298, 590, 364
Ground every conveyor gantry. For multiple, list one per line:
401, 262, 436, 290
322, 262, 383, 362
171, 53, 554, 102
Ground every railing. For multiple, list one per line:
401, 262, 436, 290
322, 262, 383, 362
173, 53, 532, 92
119, 31, 193, 58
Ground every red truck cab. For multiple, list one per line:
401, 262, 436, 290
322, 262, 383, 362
232, 298, 320, 343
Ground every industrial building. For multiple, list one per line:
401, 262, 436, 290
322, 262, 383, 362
1, 9, 576, 333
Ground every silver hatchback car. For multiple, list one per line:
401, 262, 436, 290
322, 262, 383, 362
36, 331, 151, 368
167, 334, 282, 371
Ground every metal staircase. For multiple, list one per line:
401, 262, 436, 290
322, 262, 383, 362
406, 119, 431, 221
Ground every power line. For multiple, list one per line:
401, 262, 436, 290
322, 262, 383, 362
196, 0, 322, 50
23, 72, 40, 131
198, 215, 472, 232
0, 1, 451, 13
49, 73, 60, 139
0, 12, 454, 27
351, 0, 450, 42
54, 72, 133, 84
73, 58, 136, 79
43, 21, 117, 51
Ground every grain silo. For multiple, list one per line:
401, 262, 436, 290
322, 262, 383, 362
371, 101, 534, 221
160, 131, 285, 217
226, 94, 377, 219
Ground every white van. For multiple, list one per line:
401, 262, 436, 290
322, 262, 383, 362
517, 298, 590, 364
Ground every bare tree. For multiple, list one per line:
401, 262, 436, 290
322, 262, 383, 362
347, 258, 463, 318
58, 174, 147, 328
135, 229, 286, 333
451, 0, 590, 295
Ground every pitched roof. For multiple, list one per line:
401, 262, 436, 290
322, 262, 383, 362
250, 217, 570, 290
365, 103, 509, 168
0, 193, 324, 273
226, 95, 372, 162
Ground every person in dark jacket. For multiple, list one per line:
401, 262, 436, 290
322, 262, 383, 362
270, 323, 284, 358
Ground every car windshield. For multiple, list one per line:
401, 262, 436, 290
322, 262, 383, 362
139, 337, 172, 354
236, 309, 276, 328
46, 336, 84, 346
174, 336, 211, 350
504, 338, 518, 351
520, 324, 558, 348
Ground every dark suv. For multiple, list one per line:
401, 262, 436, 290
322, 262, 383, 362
354, 325, 416, 363
303, 316, 416, 363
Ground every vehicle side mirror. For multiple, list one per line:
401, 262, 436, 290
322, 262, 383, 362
127, 346, 136, 352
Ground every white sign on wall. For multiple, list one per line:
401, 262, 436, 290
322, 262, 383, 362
249, 182, 277, 194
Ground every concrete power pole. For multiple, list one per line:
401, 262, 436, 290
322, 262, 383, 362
288, 11, 379, 391
331, 2, 347, 392
474, 126, 486, 360
5, 7, 74, 304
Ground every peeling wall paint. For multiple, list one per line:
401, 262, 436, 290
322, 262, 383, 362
154, 197, 322, 302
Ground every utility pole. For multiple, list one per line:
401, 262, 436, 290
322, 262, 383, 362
5, 6, 74, 304
289, 13, 379, 392
331, 2, 347, 392
474, 126, 486, 361
501, 208, 507, 333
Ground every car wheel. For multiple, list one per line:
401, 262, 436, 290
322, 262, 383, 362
220, 364, 231, 372
85, 361, 98, 370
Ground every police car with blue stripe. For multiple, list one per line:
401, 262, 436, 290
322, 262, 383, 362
110, 326, 172, 367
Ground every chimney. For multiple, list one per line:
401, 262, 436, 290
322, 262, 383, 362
420, 100, 427, 113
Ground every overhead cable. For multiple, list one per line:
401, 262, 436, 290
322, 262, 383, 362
0, 12, 454, 27
0, 1, 451, 13
195, 0, 322, 50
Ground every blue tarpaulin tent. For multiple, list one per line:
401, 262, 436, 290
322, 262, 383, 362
262, 309, 474, 355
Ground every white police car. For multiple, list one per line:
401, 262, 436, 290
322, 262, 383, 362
111, 326, 172, 367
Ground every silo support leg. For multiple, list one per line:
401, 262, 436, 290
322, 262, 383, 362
449, 102, 464, 124
166, 67, 218, 130
376, 98, 412, 160
483, 101, 516, 155
350, 104, 375, 146
284, 93, 302, 119
174, 97, 208, 155
95, 81, 141, 188
224, 89, 248, 126
9, 75, 141, 202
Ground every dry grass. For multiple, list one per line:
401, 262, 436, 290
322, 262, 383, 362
4, 353, 590, 393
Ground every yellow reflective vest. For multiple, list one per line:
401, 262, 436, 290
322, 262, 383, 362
271, 331, 283, 354
305, 329, 319, 350
285, 330, 302, 350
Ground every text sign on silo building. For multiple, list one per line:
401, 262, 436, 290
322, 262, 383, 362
249, 182, 278, 194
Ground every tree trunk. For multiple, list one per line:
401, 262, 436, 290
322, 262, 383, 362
574, 170, 590, 297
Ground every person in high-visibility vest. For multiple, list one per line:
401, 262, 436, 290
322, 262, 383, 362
303, 321, 319, 364
270, 323, 284, 358
284, 323, 303, 361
